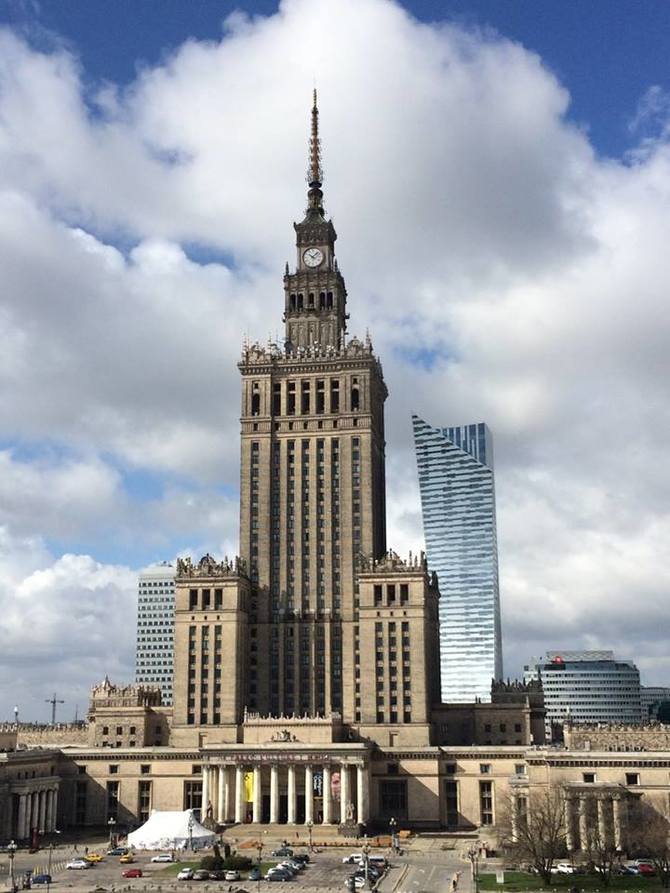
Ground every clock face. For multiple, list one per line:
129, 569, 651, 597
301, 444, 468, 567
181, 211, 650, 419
303, 247, 324, 268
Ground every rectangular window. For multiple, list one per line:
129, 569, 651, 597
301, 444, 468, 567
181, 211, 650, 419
138, 780, 152, 823
582, 772, 596, 783
330, 379, 340, 412
106, 780, 120, 821
183, 780, 203, 813
287, 382, 296, 415
479, 781, 494, 825
625, 773, 640, 786
479, 764, 491, 774
379, 780, 407, 820
301, 380, 310, 414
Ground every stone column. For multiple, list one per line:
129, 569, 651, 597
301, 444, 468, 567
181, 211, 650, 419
578, 795, 588, 851
253, 766, 263, 824
235, 766, 244, 824
511, 795, 519, 843
340, 764, 350, 824
48, 789, 56, 832
52, 788, 59, 832
304, 765, 314, 824
215, 767, 224, 823
270, 766, 280, 824
223, 766, 234, 822
201, 766, 210, 818
356, 764, 369, 824
613, 795, 626, 850
322, 765, 332, 824
287, 765, 297, 825
17, 794, 27, 840
597, 796, 607, 847
219, 766, 229, 823
38, 790, 47, 833
564, 798, 574, 852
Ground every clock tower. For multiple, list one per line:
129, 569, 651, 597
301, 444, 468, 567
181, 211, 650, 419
284, 90, 348, 352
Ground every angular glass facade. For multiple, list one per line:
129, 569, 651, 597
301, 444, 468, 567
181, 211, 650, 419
412, 415, 503, 702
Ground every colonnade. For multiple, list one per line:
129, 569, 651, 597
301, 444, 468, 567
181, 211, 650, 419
510, 790, 629, 851
200, 761, 369, 826
565, 791, 628, 851
14, 787, 58, 839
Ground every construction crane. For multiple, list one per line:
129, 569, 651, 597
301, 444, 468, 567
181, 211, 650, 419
45, 693, 64, 725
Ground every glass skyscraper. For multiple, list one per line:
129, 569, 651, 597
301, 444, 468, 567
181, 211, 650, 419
412, 416, 503, 702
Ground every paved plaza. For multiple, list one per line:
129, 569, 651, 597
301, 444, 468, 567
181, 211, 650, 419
1, 832, 482, 893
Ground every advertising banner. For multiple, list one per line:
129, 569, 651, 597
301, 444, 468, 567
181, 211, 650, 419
244, 771, 254, 802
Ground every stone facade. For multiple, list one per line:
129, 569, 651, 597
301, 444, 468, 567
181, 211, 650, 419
564, 720, 670, 752
0, 749, 61, 841
87, 678, 170, 748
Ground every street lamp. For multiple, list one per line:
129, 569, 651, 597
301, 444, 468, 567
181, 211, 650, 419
107, 816, 116, 847
388, 817, 397, 855
467, 845, 480, 893
362, 835, 371, 890
187, 812, 195, 851
306, 819, 313, 853
8, 840, 17, 893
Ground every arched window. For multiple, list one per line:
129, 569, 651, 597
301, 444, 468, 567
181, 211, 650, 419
351, 377, 360, 411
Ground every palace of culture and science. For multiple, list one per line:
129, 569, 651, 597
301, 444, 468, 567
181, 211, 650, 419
3, 96, 664, 845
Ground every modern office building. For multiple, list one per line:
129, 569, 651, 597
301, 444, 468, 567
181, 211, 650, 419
135, 561, 176, 705
524, 651, 642, 735
412, 416, 503, 702
641, 686, 670, 721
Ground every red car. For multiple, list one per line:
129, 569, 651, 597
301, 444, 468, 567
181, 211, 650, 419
122, 868, 143, 878
638, 864, 655, 876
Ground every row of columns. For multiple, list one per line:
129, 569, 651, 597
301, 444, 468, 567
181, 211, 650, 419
15, 787, 58, 839
201, 762, 369, 825
566, 793, 627, 851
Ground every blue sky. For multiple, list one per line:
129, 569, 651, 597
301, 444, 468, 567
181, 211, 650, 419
1, 0, 670, 719
3, 0, 669, 158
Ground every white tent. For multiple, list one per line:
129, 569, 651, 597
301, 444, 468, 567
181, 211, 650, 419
127, 809, 216, 851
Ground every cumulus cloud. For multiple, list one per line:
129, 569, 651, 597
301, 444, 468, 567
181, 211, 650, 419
1, 0, 669, 717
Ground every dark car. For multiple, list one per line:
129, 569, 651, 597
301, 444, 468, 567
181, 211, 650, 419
272, 848, 294, 857
107, 847, 128, 856
31, 876, 52, 886
122, 868, 143, 878
249, 868, 262, 881
208, 870, 228, 880
292, 855, 310, 864
193, 870, 211, 881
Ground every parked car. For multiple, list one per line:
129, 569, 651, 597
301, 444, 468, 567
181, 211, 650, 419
122, 868, 143, 878
108, 847, 127, 856
555, 864, 575, 875
84, 853, 104, 863
266, 868, 292, 881
177, 868, 194, 880
278, 862, 297, 875
343, 854, 364, 865
272, 848, 294, 857
151, 853, 175, 863
119, 854, 135, 863
638, 864, 656, 876
292, 855, 310, 864
249, 867, 262, 881
31, 875, 52, 885
193, 870, 210, 881
225, 870, 240, 881
285, 861, 304, 871
66, 860, 91, 870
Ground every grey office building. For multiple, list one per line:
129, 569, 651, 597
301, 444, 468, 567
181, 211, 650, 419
135, 561, 176, 705
412, 415, 503, 702
524, 651, 642, 735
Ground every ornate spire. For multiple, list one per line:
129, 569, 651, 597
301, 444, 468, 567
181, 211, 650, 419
305, 89, 325, 218
308, 88, 322, 186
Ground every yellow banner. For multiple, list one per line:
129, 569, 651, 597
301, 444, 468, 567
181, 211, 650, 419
244, 771, 254, 802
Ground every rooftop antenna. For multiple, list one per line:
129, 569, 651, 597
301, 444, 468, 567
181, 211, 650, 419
45, 693, 65, 725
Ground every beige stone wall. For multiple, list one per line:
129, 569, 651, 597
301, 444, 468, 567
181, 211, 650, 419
564, 722, 670, 751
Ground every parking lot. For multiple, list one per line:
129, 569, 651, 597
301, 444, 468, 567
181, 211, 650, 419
2, 846, 393, 892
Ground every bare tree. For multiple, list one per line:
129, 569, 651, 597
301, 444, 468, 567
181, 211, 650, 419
497, 784, 568, 886
629, 798, 670, 888
580, 798, 619, 886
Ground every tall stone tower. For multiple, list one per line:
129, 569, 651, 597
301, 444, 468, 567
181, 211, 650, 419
172, 94, 440, 752
238, 91, 388, 722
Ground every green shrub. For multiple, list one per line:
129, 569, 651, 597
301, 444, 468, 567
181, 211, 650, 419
222, 855, 252, 871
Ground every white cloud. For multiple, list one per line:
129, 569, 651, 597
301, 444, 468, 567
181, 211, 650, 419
0, 0, 669, 717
